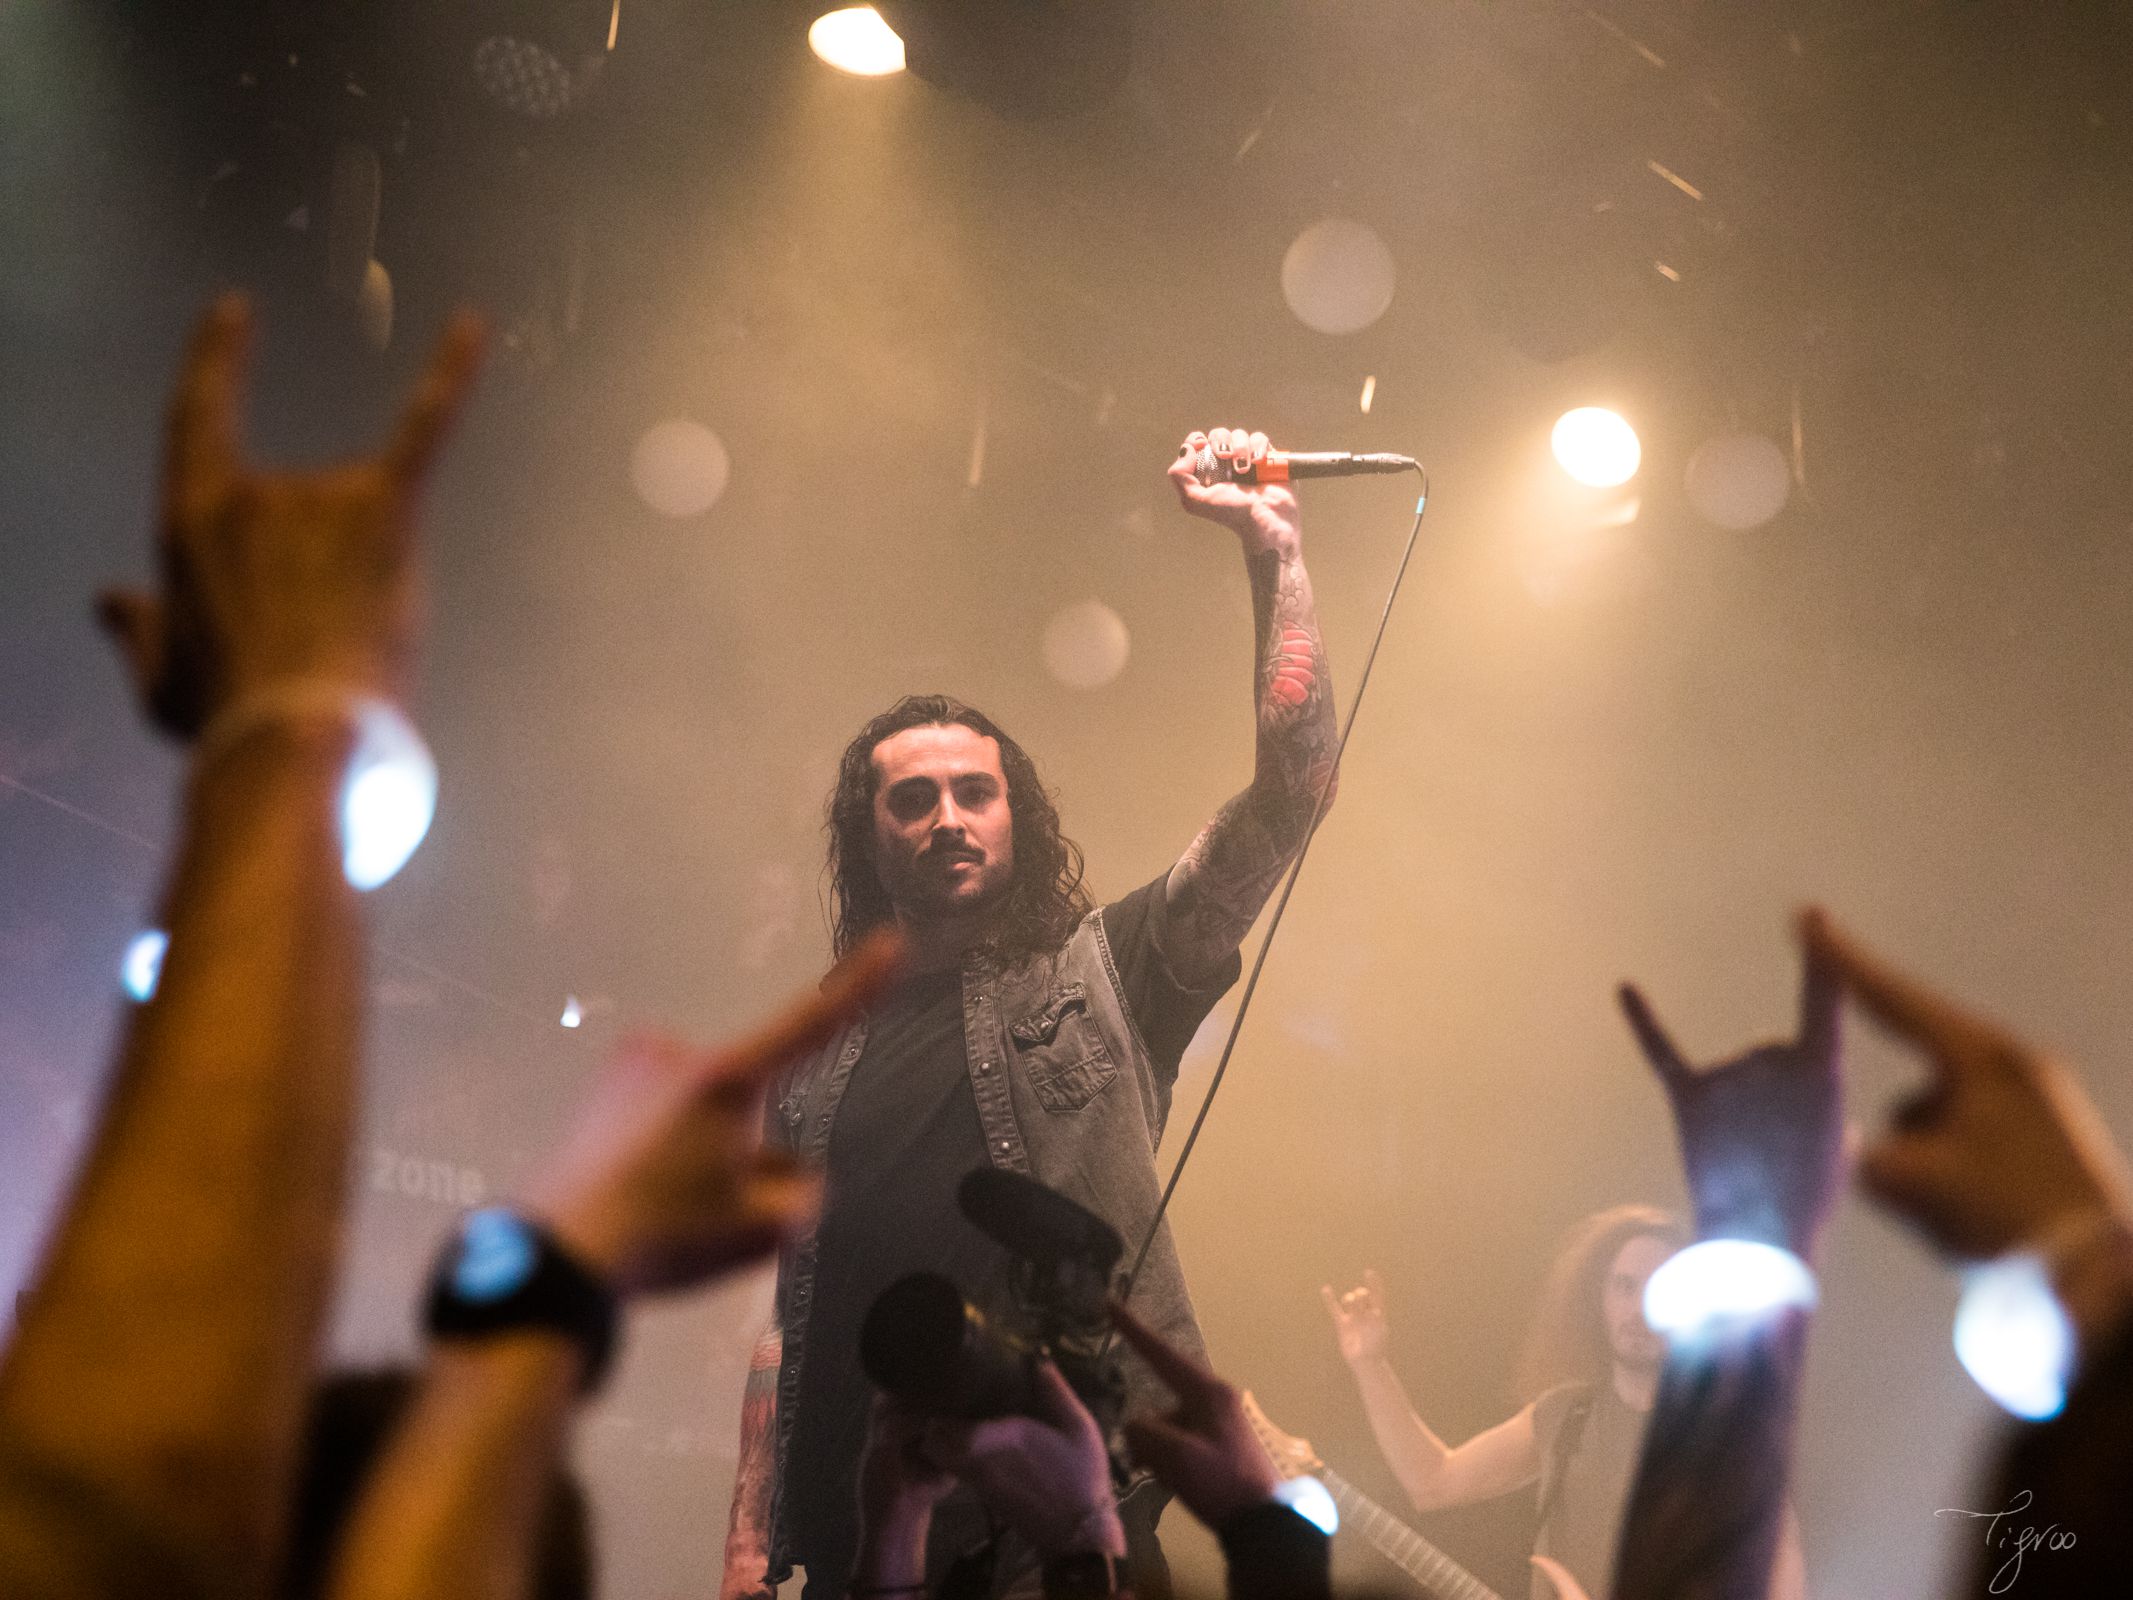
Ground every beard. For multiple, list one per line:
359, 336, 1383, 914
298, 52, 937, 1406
883, 845, 1011, 923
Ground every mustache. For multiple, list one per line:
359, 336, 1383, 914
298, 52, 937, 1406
922, 841, 985, 864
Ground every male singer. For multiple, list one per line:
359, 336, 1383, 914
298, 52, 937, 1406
719, 427, 1340, 1599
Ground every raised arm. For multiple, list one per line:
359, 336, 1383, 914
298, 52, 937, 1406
1162, 427, 1340, 984
1321, 1271, 1541, 1511
1802, 912, 2133, 1600
0, 297, 480, 1600
1608, 927, 1844, 1600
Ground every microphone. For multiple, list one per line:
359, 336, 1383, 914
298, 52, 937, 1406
1191, 444, 1416, 487
957, 1168, 1123, 1273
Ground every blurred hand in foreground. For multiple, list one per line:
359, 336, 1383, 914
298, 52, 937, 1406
923, 1360, 1124, 1559
1617, 930, 1845, 1262
99, 293, 485, 737
531, 931, 903, 1297
1803, 909, 2132, 1259
1110, 1299, 1280, 1531
850, 1394, 957, 1589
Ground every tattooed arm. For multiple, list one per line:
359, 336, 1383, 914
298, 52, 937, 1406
1161, 426, 1339, 984
720, 1324, 784, 1600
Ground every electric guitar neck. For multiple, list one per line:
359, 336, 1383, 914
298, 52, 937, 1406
1240, 1391, 1505, 1600
1314, 1463, 1505, 1600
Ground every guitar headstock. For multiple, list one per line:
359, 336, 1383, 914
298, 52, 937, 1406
1239, 1390, 1325, 1480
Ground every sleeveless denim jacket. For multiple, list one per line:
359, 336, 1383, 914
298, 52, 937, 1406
762, 908, 1206, 1580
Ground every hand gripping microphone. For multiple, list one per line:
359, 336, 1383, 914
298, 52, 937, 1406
1191, 443, 1417, 487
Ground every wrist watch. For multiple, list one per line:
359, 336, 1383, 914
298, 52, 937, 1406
423, 1207, 619, 1392
1041, 1551, 1128, 1600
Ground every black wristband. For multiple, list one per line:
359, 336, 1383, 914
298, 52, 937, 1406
1215, 1503, 1331, 1600
423, 1208, 619, 1392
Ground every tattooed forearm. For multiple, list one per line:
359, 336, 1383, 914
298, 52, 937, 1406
1166, 545, 1338, 976
721, 1324, 782, 1593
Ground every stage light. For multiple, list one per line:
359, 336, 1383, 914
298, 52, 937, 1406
1551, 408, 1641, 488
472, 35, 584, 118
631, 419, 733, 518
465, 0, 620, 119
342, 703, 438, 892
561, 995, 584, 1029
810, 8, 907, 76
1281, 219, 1397, 337
1685, 432, 1790, 530
1642, 1239, 1817, 1342
122, 930, 169, 1004
1269, 1475, 1340, 1536
1042, 600, 1130, 690
1954, 1254, 2073, 1421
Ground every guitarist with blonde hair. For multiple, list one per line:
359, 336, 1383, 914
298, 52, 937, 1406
1322, 1206, 1807, 1600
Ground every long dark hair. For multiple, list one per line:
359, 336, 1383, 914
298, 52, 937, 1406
1513, 1203, 1689, 1402
827, 695, 1092, 966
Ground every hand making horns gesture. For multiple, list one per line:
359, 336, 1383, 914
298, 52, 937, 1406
98, 293, 485, 738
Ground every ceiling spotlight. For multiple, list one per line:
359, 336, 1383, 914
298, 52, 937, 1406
465, 0, 621, 119
472, 36, 580, 118
561, 995, 584, 1028
810, 7, 908, 76
1551, 407, 1641, 488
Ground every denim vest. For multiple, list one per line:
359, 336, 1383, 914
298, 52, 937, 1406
764, 908, 1206, 1578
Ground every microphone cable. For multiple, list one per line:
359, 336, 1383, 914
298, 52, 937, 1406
1118, 461, 1431, 1304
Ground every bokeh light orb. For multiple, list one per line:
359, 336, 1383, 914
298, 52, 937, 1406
1551, 407, 1641, 488
1643, 1239, 1817, 1342
1280, 219, 1396, 336
809, 8, 906, 76
1955, 1255, 2073, 1421
342, 702, 438, 892
1042, 600, 1130, 691
631, 419, 732, 518
1684, 432, 1791, 530
122, 929, 169, 1003
1270, 1475, 1340, 1536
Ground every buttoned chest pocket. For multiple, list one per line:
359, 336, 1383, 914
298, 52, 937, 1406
1008, 980, 1118, 1113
